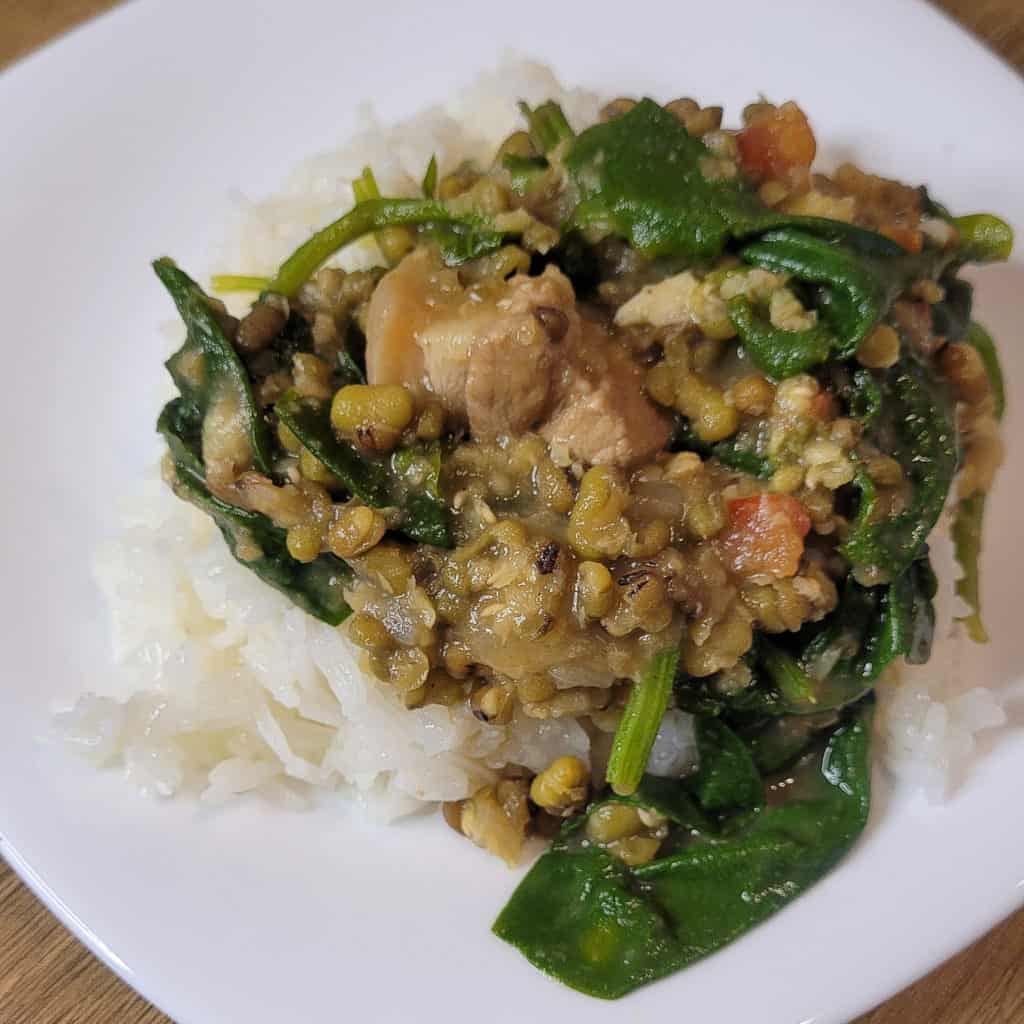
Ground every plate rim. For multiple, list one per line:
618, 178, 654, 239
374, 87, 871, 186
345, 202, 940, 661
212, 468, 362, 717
1, 1, 1023, 1022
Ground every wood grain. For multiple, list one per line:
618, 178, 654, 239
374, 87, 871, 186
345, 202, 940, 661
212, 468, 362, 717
0, 1, 1021, 1021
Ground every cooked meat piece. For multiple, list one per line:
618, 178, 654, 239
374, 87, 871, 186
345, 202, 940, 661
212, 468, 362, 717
542, 320, 672, 466
412, 265, 572, 434
364, 246, 446, 389
415, 311, 489, 416
365, 252, 670, 466
462, 267, 573, 438
464, 327, 556, 439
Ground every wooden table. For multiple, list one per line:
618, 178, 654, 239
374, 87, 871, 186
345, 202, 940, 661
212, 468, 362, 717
1, 1, 1022, 1021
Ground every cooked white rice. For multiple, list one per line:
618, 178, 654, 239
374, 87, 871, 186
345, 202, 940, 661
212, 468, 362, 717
875, 532, 1007, 802
56, 59, 1008, 816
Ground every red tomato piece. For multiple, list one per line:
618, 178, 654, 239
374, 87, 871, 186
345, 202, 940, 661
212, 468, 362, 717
718, 493, 811, 579
737, 102, 817, 183
809, 391, 837, 422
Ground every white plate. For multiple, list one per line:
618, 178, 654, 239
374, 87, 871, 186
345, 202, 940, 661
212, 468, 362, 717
1, 1, 1023, 1021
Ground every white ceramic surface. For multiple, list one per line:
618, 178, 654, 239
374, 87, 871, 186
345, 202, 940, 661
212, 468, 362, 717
1, 1, 1022, 1021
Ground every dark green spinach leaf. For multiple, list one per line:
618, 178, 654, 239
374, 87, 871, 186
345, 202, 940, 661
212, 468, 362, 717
158, 400, 352, 625
564, 101, 954, 376
670, 416, 773, 479
564, 99, 777, 262
493, 712, 871, 999
727, 293, 834, 378
155, 258, 274, 475
758, 556, 936, 714
743, 712, 840, 774
736, 227, 948, 364
842, 358, 957, 577
518, 100, 574, 154
687, 717, 763, 815
276, 391, 451, 547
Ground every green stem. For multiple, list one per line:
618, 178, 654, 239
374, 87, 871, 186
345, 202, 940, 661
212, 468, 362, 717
352, 166, 381, 204
965, 321, 1006, 419
519, 100, 574, 154
758, 643, 819, 710
210, 274, 270, 293
267, 198, 456, 297
421, 155, 438, 198
954, 213, 1014, 262
606, 649, 680, 796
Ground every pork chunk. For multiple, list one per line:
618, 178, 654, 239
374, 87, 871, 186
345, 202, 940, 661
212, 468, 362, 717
365, 250, 671, 467
542, 321, 672, 467
365, 247, 457, 389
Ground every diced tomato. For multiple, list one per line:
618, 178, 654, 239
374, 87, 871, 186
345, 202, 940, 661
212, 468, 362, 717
808, 391, 837, 422
879, 223, 924, 253
737, 102, 817, 183
718, 494, 811, 579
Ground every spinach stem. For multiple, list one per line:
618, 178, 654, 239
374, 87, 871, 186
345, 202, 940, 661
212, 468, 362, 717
352, 165, 381, 204
267, 198, 454, 297
421, 155, 438, 198
210, 274, 270, 293
519, 100, 574, 154
606, 648, 680, 796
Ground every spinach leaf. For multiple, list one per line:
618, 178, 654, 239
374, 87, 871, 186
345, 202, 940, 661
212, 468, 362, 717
842, 358, 957, 577
674, 661, 789, 719
736, 227, 948, 363
758, 557, 936, 714
389, 442, 451, 548
585, 716, 761, 846
421, 155, 438, 199
275, 391, 451, 547
158, 400, 352, 625
154, 258, 274, 475
670, 416, 773, 479
564, 101, 952, 375
336, 347, 367, 387
493, 711, 871, 999
422, 218, 507, 266
275, 391, 389, 503
687, 716, 763, 815
155, 264, 354, 624
887, 555, 938, 665
743, 712, 840, 774
676, 558, 934, 722
564, 99, 776, 262
830, 364, 883, 427
609, 776, 711, 834
916, 190, 1012, 262
727, 294, 834, 378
